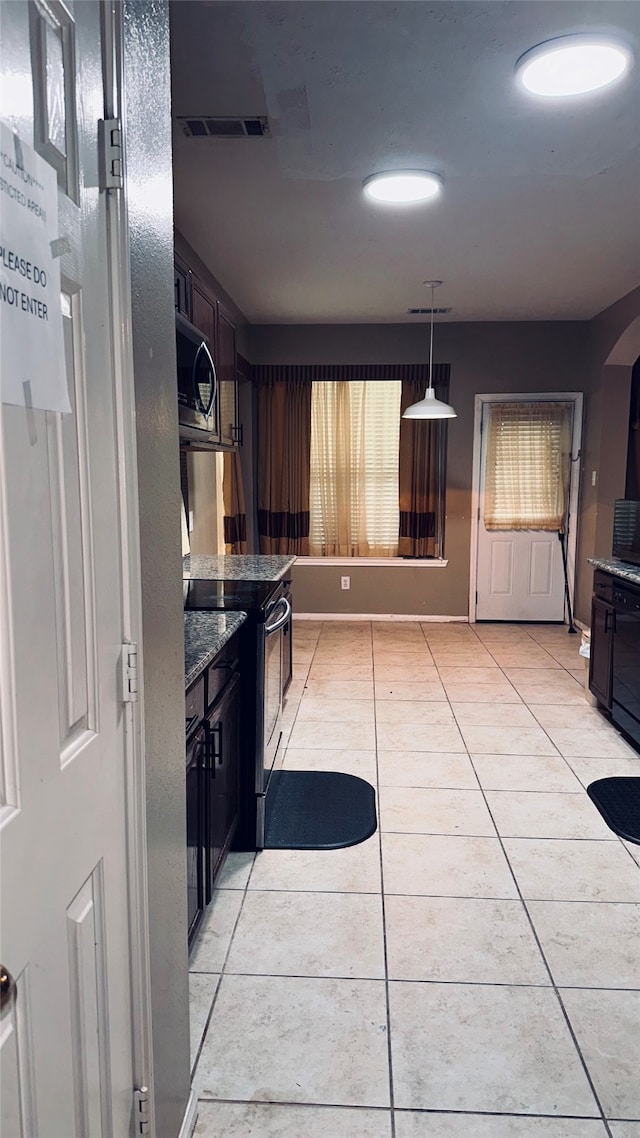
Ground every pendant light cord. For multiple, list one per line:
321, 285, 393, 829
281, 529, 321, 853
428, 283, 435, 393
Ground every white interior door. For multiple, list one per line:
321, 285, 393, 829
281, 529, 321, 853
1, 2, 141, 1133
476, 400, 575, 622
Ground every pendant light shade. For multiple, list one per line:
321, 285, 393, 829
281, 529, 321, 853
402, 387, 457, 419
403, 282, 456, 420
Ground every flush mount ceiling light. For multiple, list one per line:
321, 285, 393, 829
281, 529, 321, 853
516, 34, 632, 97
403, 282, 457, 420
362, 170, 443, 205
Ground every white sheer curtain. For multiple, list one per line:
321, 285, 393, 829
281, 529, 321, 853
309, 380, 401, 556
484, 401, 573, 531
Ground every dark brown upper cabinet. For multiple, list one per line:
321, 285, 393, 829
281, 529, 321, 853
176, 249, 241, 450
217, 301, 240, 448
174, 253, 191, 318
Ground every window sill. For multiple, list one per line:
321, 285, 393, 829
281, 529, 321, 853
295, 557, 448, 568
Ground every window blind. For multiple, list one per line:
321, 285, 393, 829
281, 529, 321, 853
484, 401, 573, 531
309, 380, 401, 556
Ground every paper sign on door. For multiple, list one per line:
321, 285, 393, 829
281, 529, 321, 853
0, 121, 70, 413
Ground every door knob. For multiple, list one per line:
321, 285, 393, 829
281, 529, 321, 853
0, 965, 17, 1018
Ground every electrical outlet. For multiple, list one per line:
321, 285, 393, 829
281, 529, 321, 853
591, 470, 597, 487
341, 575, 350, 590
188, 510, 194, 533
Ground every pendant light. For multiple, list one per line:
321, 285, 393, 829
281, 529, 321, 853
403, 282, 456, 419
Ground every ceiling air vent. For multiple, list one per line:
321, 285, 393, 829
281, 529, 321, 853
407, 307, 452, 315
179, 116, 271, 139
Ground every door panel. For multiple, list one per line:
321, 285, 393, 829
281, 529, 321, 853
489, 541, 514, 596
1, 2, 138, 1132
529, 540, 555, 596
66, 866, 111, 1138
49, 294, 94, 751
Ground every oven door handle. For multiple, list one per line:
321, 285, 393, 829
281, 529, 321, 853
265, 596, 291, 636
201, 720, 219, 779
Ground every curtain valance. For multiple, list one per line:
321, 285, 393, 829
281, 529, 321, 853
253, 363, 450, 386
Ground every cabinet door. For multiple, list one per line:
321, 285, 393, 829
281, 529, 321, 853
174, 256, 191, 317
192, 283, 216, 341
217, 303, 239, 448
186, 729, 206, 948
205, 670, 241, 899
589, 596, 614, 708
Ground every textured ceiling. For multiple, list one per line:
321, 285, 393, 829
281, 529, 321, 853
170, 0, 640, 323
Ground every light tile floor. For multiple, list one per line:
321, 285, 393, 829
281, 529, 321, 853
191, 621, 640, 1138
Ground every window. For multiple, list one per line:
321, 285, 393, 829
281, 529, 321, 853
484, 401, 573, 531
309, 380, 401, 556
255, 363, 451, 559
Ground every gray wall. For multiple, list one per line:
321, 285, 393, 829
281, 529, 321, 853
248, 321, 590, 616
575, 286, 640, 622
124, 4, 191, 1134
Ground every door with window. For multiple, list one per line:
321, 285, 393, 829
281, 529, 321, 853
1, 2, 146, 1133
476, 398, 580, 622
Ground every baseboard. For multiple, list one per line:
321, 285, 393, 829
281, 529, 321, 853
177, 1089, 198, 1138
295, 613, 468, 622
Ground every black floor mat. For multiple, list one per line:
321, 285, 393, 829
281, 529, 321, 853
587, 777, 640, 845
264, 770, 377, 850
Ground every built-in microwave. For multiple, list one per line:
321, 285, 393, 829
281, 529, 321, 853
613, 499, 640, 566
176, 311, 219, 445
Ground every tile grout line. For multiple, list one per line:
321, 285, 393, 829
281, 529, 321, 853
190, 859, 254, 1083
193, 968, 640, 992
462, 649, 616, 1138
214, 885, 639, 903
195, 1094, 617, 1122
371, 620, 398, 1138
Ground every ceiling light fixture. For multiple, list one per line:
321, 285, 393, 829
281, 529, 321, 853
516, 34, 632, 97
403, 282, 457, 420
362, 170, 443, 205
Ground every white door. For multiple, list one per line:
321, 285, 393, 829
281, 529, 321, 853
476, 399, 576, 622
1, 2, 144, 1134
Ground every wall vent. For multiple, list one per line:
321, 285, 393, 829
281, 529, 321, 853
407, 307, 452, 315
178, 116, 271, 139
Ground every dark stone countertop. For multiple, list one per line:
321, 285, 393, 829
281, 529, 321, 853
184, 611, 247, 690
589, 557, 640, 588
183, 553, 296, 582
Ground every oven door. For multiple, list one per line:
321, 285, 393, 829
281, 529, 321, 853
262, 594, 291, 787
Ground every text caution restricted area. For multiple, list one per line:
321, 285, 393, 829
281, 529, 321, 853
0, 120, 70, 413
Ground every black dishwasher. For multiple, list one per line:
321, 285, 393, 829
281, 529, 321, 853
612, 581, 640, 750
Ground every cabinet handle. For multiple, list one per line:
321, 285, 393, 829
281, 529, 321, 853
203, 721, 216, 779
212, 722, 223, 767
604, 610, 615, 633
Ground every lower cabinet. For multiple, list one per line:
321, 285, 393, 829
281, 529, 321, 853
204, 670, 241, 902
589, 573, 614, 710
186, 636, 242, 953
186, 721, 206, 946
